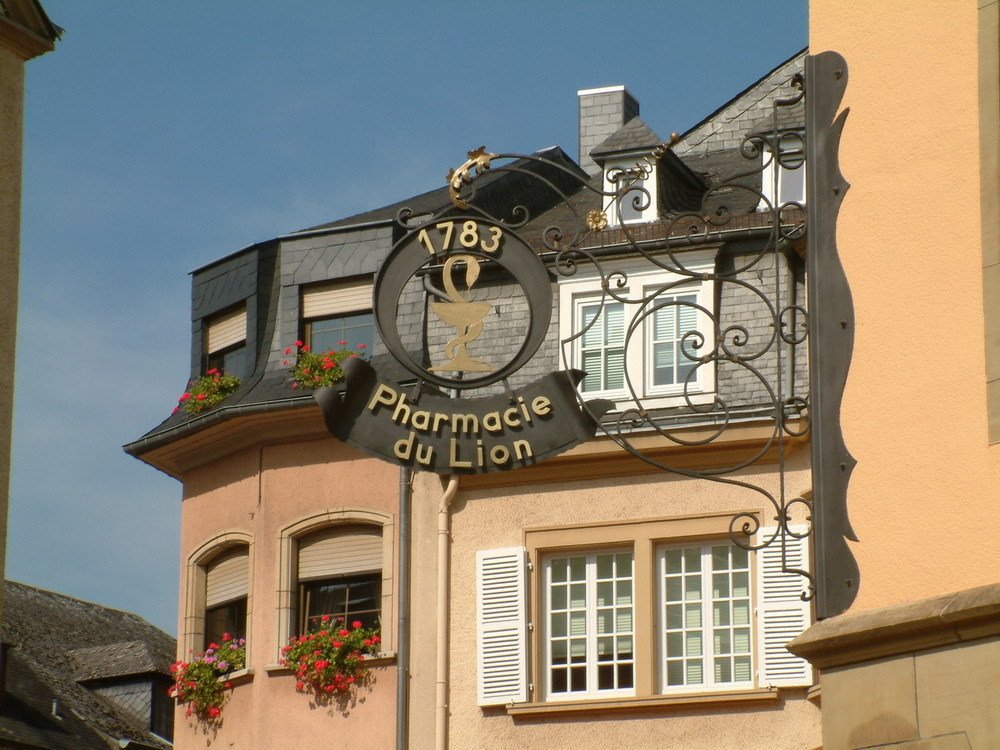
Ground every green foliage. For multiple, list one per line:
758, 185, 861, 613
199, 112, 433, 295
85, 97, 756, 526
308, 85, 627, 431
280, 617, 381, 698
283, 341, 369, 390
175, 369, 240, 415
168, 634, 246, 721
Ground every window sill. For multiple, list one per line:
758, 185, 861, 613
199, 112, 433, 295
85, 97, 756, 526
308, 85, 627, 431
264, 653, 396, 675
506, 688, 780, 716
220, 668, 253, 687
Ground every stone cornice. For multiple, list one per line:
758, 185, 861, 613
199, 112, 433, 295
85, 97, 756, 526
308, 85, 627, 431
787, 583, 1000, 670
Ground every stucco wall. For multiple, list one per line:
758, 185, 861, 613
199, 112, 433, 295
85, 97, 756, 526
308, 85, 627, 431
0, 42, 25, 632
407, 456, 820, 750
809, 2, 1000, 612
174, 434, 399, 749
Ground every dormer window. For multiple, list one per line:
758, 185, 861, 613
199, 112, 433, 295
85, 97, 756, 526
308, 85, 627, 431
605, 162, 657, 226
759, 132, 805, 210
301, 277, 374, 353
204, 304, 248, 377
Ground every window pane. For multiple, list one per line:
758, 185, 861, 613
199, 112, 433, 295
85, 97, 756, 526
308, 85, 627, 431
604, 304, 624, 345
546, 550, 632, 698
665, 549, 683, 575
666, 660, 684, 686
604, 348, 625, 390
596, 554, 613, 579
581, 305, 601, 348
596, 581, 613, 607
310, 312, 374, 353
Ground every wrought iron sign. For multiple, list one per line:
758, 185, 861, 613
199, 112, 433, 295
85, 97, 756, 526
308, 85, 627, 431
316, 51, 858, 618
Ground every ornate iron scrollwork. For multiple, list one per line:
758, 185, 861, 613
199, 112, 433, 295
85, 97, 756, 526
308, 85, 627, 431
394, 52, 856, 618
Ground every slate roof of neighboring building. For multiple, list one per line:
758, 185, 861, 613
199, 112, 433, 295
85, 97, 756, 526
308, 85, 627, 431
0, 581, 175, 750
590, 116, 662, 158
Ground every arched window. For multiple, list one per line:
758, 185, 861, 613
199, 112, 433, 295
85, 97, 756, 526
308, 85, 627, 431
184, 532, 253, 659
204, 545, 249, 647
277, 510, 393, 657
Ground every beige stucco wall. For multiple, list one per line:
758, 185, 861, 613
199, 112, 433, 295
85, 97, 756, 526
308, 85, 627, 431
0, 41, 26, 633
407, 455, 821, 750
810, 1, 1000, 613
173, 435, 399, 750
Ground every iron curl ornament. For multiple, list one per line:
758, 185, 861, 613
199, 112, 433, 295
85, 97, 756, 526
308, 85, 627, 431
386, 52, 856, 618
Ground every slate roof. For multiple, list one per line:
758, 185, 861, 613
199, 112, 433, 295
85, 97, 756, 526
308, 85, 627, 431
125, 53, 806, 465
590, 116, 663, 158
1, 581, 175, 750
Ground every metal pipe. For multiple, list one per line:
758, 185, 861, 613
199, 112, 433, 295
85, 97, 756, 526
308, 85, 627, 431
435, 476, 459, 750
395, 466, 412, 750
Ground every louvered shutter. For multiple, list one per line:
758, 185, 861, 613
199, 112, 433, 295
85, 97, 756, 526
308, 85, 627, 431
301, 278, 373, 319
205, 547, 249, 607
298, 525, 382, 581
756, 525, 813, 687
206, 306, 247, 353
476, 547, 527, 706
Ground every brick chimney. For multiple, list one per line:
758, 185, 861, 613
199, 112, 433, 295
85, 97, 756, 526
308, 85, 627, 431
577, 85, 639, 176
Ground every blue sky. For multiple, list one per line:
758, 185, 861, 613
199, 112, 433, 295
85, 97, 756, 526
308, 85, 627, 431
10, 1, 806, 633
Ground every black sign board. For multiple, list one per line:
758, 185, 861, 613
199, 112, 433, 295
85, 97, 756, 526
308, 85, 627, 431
316, 359, 611, 474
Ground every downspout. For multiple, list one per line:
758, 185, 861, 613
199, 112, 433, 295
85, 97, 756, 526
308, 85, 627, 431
396, 466, 412, 750
435, 476, 459, 750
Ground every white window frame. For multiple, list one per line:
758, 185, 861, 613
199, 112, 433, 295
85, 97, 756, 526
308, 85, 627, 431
541, 548, 636, 701
558, 250, 718, 409
657, 541, 754, 694
758, 133, 806, 211
603, 158, 657, 226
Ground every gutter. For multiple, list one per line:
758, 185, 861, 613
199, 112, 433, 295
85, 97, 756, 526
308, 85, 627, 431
122, 396, 315, 458
396, 466, 413, 750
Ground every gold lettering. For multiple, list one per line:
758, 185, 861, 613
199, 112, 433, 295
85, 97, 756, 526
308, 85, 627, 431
394, 431, 416, 460
432, 411, 449, 434
411, 410, 430, 431
502, 407, 521, 428
513, 439, 532, 461
476, 439, 484, 466
490, 444, 511, 464
532, 396, 552, 416
449, 438, 472, 468
415, 443, 434, 466
368, 384, 398, 412
517, 395, 531, 423
452, 413, 479, 435
482, 411, 503, 433
392, 394, 412, 426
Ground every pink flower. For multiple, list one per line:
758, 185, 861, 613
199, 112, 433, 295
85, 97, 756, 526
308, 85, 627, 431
301, 345, 310, 352
206, 368, 219, 376
296, 681, 305, 691
338, 629, 349, 637
321, 614, 331, 623
357, 343, 368, 349
294, 340, 303, 347
291, 382, 299, 389
196, 393, 207, 401
224, 681, 233, 689
332, 640, 342, 648
222, 632, 231, 642
207, 706, 221, 718
338, 340, 348, 346
315, 659, 329, 670
208, 643, 219, 650
171, 406, 179, 414
283, 360, 290, 366
284, 347, 292, 355
179, 392, 191, 402
352, 620, 362, 629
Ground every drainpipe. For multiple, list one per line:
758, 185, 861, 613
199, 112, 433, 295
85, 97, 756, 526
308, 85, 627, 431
435, 476, 459, 750
396, 466, 412, 750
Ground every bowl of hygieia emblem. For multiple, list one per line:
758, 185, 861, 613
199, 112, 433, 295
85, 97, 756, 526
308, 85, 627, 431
429, 254, 495, 374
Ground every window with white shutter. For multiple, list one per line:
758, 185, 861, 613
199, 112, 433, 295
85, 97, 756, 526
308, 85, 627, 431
476, 547, 527, 706
755, 526, 813, 688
